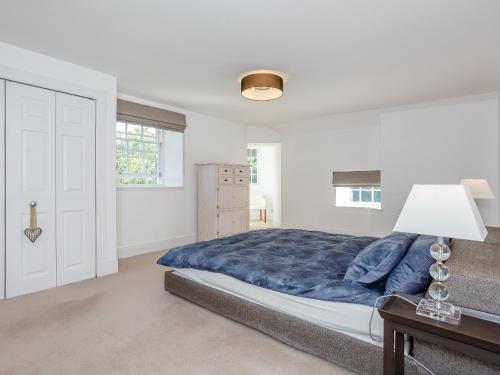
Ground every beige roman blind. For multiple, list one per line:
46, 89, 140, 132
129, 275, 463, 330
332, 170, 381, 186
117, 99, 186, 132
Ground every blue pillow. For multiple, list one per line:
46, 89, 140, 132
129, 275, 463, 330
343, 232, 418, 286
384, 235, 450, 295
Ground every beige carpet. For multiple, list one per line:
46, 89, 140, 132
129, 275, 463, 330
0, 251, 353, 375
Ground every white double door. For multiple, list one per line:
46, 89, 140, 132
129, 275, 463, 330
5, 81, 96, 298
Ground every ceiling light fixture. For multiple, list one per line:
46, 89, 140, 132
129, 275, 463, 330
241, 72, 284, 101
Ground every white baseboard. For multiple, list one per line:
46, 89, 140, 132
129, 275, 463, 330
117, 234, 197, 259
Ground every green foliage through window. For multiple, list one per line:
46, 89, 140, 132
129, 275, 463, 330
116, 122, 161, 185
247, 148, 258, 184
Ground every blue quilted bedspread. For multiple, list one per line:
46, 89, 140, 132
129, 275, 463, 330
158, 228, 384, 306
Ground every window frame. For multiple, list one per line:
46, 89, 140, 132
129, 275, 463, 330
335, 186, 382, 209
350, 186, 381, 204
247, 148, 258, 184
115, 122, 185, 189
116, 122, 163, 185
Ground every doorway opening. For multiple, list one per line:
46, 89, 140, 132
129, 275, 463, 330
247, 143, 281, 229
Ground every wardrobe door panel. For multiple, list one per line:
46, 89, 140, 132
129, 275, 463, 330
0, 79, 4, 299
22, 131, 49, 190
218, 187, 236, 209
232, 187, 249, 208
6, 82, 57, 298
218, 187, 249, 209
217, 211, 237, 237
56, 92, 96, 285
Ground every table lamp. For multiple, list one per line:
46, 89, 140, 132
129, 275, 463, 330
393, 185, 487, 325
460, 179, 494, 199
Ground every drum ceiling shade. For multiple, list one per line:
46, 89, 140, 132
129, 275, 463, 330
241, 73, 283, 101
117, 99, 186, 132
332, 170, 381, 186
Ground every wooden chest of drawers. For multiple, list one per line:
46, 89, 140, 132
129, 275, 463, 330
197, 163, 250, 241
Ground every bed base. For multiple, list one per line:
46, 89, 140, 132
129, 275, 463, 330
164, 271, 387, 375
163, 229, 500, 374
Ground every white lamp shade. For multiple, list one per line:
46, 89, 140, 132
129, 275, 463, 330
393, 185, 487, 241
460, 179, 494, 199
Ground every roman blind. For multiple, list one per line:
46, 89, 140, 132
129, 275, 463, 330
332, 170, 381, 186
117, 99, 186, 132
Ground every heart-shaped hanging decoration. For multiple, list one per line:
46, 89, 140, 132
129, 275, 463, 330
24, 227, 42, 243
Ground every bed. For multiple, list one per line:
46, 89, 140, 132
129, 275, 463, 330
158, 228, 500, 375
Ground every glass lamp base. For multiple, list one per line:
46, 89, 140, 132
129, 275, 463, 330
416, 298, 461, 325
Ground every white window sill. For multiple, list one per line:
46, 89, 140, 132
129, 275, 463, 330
116, 185, 184, 191
335, 205, 383, 211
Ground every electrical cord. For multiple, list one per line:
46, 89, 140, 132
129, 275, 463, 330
369, 293, 417, 342
369, 295, 389, 342
369, 294, 436, 375
405, 352, 435, 375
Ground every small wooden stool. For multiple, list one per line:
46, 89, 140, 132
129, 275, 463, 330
259, 208, 267, 223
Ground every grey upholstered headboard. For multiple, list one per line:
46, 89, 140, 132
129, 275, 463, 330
444, 226, 500, 316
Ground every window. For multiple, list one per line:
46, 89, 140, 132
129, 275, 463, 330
116, 122, 161, 184
332, 170, 381, 209
116, 122, 183, 187
335, 186, 382, 209
247, 148, 258, 184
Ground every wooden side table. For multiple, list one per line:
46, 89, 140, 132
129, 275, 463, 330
378, 295, 500, 375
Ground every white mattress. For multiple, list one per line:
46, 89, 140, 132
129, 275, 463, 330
172, 268, 384, 346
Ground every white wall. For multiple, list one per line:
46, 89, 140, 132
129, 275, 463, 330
379, 97, 499, 233
282, 124, 383, 235
116, 95, 247, 258
248, 143, 281, 225
163, 130, 184, 187
279, 94, 500, 236
246, 125, 282, 143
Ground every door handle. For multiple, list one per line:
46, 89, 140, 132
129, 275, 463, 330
24, 201, 42, 243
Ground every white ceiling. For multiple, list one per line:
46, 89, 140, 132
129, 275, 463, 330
1, 0, 500, 126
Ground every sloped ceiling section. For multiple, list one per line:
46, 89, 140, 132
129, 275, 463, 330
1, 0, 500, 126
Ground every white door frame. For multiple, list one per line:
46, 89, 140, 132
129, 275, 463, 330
0, 79, 5, 299
0, 66, 117, 299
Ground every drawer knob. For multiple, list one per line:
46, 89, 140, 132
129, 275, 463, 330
224, 179, 228, 182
